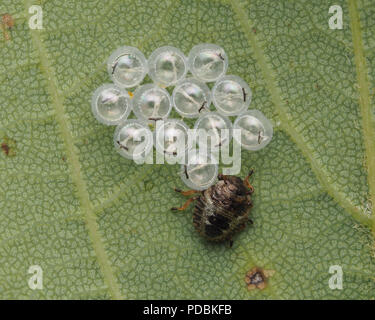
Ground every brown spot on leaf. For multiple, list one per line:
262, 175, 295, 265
1, 13, 14, 41
245, 267, 274, 291
2, 14, 14, 29
1, 136, 16, 157
1, 143, 10, 155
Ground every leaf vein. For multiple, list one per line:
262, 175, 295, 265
24, 0, 123, 300
228, 0, 370, 227
348, 0, 375, 234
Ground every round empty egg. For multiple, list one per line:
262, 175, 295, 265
172, 78, 211, 118
114, 120, 153, 160
107, 46, 148, 88
194, 112, 232, 149
212, 75, 252, 116
148, 46, 188, 87
187, 44, 228, 82
132, 84, 172, 121
180, 149, 218, 191
233, 110, 273, 151
155, 119, 190, 159
91, 84, 131, 125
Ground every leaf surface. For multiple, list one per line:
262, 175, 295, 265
0, 0, 374, 299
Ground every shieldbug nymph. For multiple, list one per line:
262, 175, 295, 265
171, 170, 254, 246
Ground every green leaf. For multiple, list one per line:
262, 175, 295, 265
0, 0, 374, 299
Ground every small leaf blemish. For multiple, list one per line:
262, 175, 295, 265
245, 267, 274, 291
1, 136, 16, 157
1, 13, 14, 41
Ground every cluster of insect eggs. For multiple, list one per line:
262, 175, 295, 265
91, 44, 273, 190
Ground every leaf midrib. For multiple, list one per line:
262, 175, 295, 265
24, 0, 123, 300
348, 0, 375, 236
229, 0, 373, 228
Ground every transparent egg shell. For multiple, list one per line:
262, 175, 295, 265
172, 78, 212, 118
194, 112, 232, 149
187, 44, 228, 83
132, 84, 172, 121
91, 84, 131, 125
233, 110, 273, 151
154, 119, 190, 158
180, 149, 218, 191
212, 75, 252, 116
107, 46, 148, 88
148, 46, 188, 87
114, 119, 154, 160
